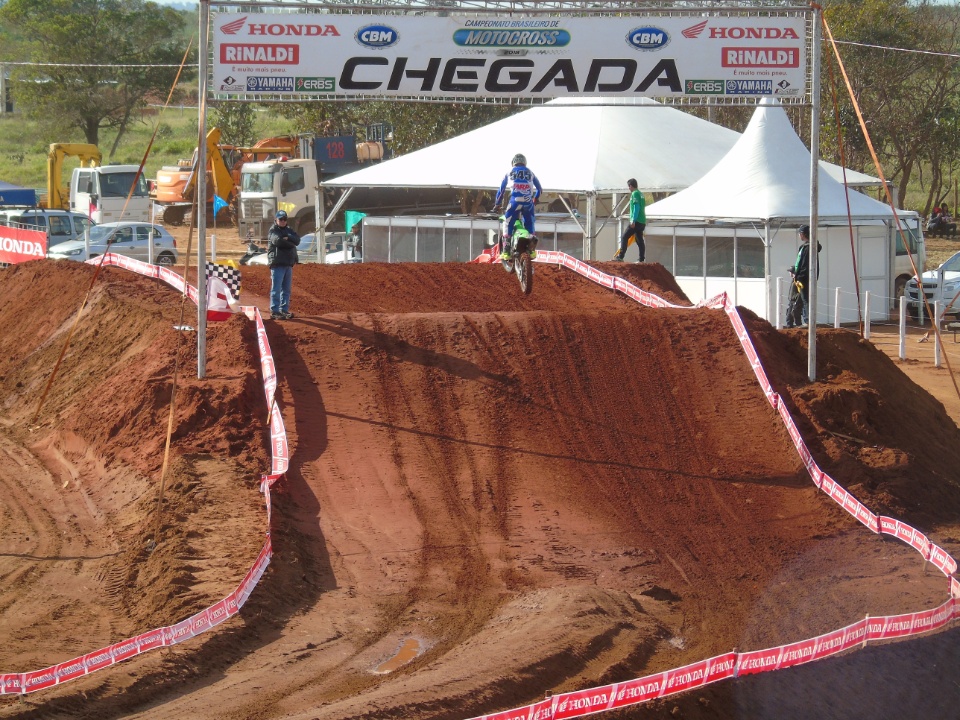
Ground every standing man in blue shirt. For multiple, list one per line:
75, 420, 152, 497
267, 209, 300, 320
495, 153, 542, 260
614, 178, 645, 262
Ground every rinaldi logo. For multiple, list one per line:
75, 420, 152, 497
722, 47, 799, 68
220, 44, 299, 64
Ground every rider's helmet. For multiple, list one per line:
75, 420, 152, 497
512, 153, 526, 167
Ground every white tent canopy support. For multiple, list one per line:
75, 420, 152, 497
325, 97, 884, 260
645, 98, 919, 324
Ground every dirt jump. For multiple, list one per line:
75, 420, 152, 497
1, 256, 959, 720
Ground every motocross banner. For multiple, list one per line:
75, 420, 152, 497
211, 12, 808, 101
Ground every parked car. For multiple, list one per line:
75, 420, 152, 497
46, 222, 178, 267
0, 208, 94, 247
905, 250, 960, 320
246, 232, 359, 265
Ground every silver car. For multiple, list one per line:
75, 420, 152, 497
46, 222, 179, 267
0, 208, 94, 248
246, 232, 359, 265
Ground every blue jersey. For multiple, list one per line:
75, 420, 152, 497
496, 165, 542, 206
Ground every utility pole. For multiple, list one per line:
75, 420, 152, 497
0, 64, 7, 114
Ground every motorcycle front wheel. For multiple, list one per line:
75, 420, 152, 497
516, 252, 533, 295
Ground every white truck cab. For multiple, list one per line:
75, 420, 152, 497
70, 165, 150, 223
239, 159, 321, 241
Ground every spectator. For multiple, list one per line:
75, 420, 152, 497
613, 178, 646, 262
927, 203, 957, 236
784, 272, 803, 328
267, 209, 300, 320
351, 221, 363, 259
790, 224, 821, 327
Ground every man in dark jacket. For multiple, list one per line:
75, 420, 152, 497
267, 209, 300, 319
790, 224, 821, 327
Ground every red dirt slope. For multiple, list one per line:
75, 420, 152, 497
0, 259, 959, 720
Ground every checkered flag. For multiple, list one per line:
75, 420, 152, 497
206, 261, 241, 299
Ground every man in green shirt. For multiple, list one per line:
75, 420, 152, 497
614, 178, 646, 262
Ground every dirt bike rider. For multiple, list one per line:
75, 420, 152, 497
494, 153, 542, 260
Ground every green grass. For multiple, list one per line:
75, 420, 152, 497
0, 108, 296, 193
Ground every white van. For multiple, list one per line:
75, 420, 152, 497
895, 220, 925, 299
0, 208, 94, 248
70, 165, 150, 223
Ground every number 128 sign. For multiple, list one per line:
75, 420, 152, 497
212, 13, 808, 102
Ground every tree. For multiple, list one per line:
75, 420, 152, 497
821, 0, 960, 211
210, 101, 257, 148
0, 0, 194, 155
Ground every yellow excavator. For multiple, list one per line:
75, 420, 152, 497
152, 128, 237, 226
45, 143, 102, 210
152, 127, 297, 226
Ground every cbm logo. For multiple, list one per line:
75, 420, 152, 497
356, 24, 399, 48
626, 27, 670, 51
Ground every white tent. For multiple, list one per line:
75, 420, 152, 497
325, 96, 883, 259
643, 98, 921, 325
328, 96, 880, 194
326, 97, 741, 195
326, 97, 750, 258
646, 97, 897, 223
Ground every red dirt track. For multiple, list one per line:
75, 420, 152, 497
1, 259, 960, 720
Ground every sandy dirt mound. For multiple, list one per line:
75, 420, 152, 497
1, 259, 959, 720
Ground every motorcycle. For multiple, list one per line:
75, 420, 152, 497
239, 240, 266, 266
497, 214, 537, 295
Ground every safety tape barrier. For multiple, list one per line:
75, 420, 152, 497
457, 253, 960, 720
0, 256, 287, 696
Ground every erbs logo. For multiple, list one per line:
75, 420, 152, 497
626, 27, 669, 51
356, 24, 399, 48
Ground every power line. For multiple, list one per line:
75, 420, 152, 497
834, 39, 960, 60
1, 61, 187, 68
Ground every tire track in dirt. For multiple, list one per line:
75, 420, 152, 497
0, 426, 126, 670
